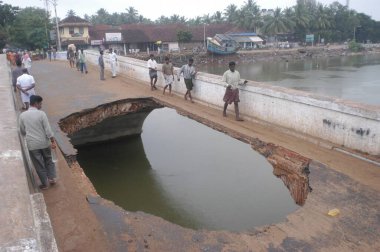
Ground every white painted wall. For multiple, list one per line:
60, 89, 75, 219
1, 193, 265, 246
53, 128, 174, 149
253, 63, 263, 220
84, 50, 380, 155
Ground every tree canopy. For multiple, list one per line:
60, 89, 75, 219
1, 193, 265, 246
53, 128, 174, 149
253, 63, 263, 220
2, 0, 380, 49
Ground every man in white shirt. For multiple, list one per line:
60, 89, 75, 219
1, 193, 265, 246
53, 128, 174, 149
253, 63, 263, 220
109, 48, 117, 78
147, 54, 158, 90
19, 95, 57, 190
16, 68, 36, 110
222, 61, 247, 121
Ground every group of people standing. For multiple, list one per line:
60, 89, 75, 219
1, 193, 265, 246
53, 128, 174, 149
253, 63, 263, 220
10, 57, 57, 190
98, 48, 118, 80
67, 47, 88, 74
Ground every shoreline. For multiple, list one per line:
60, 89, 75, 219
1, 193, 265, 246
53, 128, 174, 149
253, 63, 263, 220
128, 44, 380, 66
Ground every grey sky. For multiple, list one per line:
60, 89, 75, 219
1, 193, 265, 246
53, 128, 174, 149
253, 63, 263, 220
5, 0, 379, 21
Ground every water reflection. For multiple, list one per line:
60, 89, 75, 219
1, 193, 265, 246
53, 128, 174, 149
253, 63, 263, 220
77, 136, 201, 229
199, 54, 380, 105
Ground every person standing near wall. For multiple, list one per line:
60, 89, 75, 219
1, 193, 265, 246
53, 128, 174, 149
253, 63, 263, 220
47, 48, 52, 61
12, 59, 25, 92
67, 48, 75, 68
222, 61, 247, 121
19, 95, 57, 190
109, 48, 118, 78
22, 51, 32, 74
162, 56, 174, 96
16, 68, 36, 110
98, 50, 105, 81
75, 48, 80, 71
147, 54, 158, 90
178, 58, 197, 103
52, 47, 57, 60
79, 49, 88, 74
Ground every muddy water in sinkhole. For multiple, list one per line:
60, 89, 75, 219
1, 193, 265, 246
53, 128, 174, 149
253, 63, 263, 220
76, 107, 299, 231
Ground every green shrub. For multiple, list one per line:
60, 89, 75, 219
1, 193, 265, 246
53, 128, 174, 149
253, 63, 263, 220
348, 41, 363, 52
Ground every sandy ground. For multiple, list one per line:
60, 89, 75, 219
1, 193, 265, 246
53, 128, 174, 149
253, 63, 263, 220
23, 59, 380, 251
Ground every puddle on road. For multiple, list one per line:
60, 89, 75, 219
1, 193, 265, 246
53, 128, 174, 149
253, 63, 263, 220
75, 107, 305, 231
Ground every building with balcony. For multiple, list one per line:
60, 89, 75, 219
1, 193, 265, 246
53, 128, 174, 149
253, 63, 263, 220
59, 16, 91, 49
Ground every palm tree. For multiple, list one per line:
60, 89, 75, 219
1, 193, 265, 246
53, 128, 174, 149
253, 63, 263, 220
212, 11, 224, 24
235, 0, 262, 32
224, 4, 238, 23
262, 8, 295, 43
313, 4, 332, 42
125, 6, 138, 23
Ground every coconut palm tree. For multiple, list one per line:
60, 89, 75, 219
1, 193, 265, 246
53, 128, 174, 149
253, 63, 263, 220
224, 4, 238, 23
262, 8, 295, 44
235, 0, 262, 32
212, 11, 224, 24
125, 6, 138, 23
313, 4, 332, 42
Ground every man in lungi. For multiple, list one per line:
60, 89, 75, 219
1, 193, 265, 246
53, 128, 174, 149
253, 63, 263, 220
16, 68, 36, 110
109, 48, 118, 78
178, 58, 197, 103
222, 61, 248, 121
147, 54, 158, 90
162, 56, 174, 95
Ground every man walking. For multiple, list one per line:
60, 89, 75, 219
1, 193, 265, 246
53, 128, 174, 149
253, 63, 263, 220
98, 50, 105, 80
16, 68, 36, 110
109, 48, 117, 78
178, 58, 197, 103
147, 54, 158, 90
222, 61, 247, 121
162, 57, 174, 95
19, 95, 57, 190
12, 59, 25, 92
79, 49, 88, 74
22, 51, 32, 74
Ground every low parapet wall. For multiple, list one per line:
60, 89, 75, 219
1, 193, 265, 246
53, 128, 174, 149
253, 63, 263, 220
0, 56, 58, 251
84, 51, 380, 155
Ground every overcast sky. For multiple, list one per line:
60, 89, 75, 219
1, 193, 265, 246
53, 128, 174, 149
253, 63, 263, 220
5, 0, 379, 21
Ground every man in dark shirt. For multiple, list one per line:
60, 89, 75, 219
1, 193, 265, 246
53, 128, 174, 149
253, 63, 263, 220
11, 59, 25, 92
98, 50, 105, 80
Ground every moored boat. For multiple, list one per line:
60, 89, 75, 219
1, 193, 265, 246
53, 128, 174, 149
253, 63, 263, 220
207, 34, 239, 55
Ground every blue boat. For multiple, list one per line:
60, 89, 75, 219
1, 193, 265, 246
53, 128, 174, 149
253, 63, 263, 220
207, 34, 239, 55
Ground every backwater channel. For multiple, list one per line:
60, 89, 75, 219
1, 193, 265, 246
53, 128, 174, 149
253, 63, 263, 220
77, 107, 299, 231
200, 54, 380, 105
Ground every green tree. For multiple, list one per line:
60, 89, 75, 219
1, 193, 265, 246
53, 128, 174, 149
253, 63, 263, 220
10, 7, 51, 49
293, 2, 311, 40
262, 8, 295, 43
309, 4, 332, 43
0, 1, 19, 48
66, 9, 76, 17
177, 30, 192, 42
234, 0, 262, 32
224, 4, 238, 23
211, 11, 224, 24
125, 6, 138, 23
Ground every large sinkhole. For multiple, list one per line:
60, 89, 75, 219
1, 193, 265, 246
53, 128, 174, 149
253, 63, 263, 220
60, 98, 310, 232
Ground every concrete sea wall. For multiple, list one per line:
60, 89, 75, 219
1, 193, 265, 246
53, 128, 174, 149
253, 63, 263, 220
83, 51, 380, 155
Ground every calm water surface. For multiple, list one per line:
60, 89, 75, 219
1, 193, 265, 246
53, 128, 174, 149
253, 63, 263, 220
199, 54, 380, 105
77, 108, 298, 231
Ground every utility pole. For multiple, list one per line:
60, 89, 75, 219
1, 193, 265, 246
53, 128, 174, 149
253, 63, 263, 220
203, 23, 206, 52
44, 0, 61, 51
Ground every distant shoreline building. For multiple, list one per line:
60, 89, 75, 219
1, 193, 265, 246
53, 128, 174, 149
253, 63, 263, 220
59, 16, 91, 49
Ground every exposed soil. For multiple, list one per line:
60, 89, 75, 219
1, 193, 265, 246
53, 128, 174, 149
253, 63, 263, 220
27, 59, 380, 251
